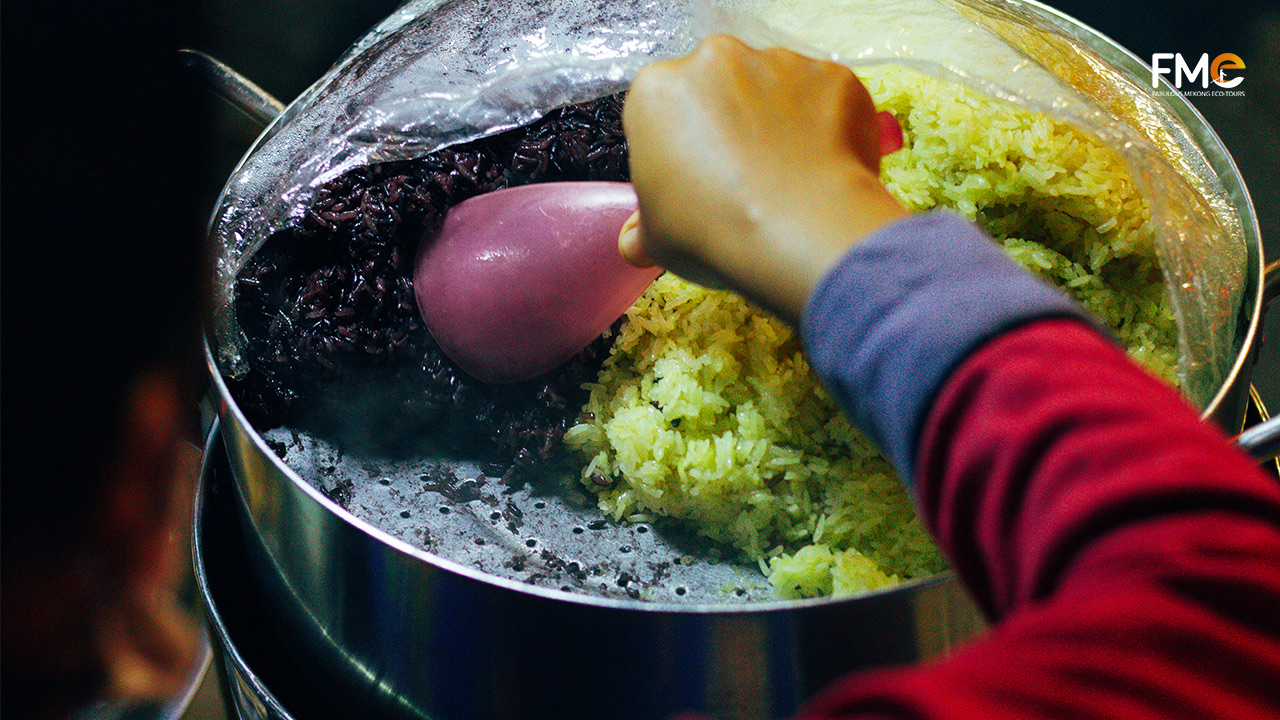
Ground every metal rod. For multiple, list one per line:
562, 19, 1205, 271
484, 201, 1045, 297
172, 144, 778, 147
1237, 387, 1280, 463
1238, 415, 1280, 462
179, 49, 285, 127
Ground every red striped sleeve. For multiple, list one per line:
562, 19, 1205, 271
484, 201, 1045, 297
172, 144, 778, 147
800, 319, 1280, 719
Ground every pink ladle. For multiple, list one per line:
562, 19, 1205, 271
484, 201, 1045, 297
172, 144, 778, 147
415, 181, 656, 384
415, 111, 905, 384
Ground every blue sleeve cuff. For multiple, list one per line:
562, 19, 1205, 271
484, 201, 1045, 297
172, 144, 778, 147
799, 210, 1095, 489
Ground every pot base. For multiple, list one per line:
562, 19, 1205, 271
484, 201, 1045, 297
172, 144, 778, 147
195, 426, 342, 720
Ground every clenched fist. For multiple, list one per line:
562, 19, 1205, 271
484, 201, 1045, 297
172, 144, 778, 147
620, 35, 906, 323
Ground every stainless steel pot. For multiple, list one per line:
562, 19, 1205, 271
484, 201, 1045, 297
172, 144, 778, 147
211, 384, 986, 719
204, 1, 1280, 718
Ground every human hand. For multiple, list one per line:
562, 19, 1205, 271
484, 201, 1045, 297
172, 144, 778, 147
620, 35, 907, 323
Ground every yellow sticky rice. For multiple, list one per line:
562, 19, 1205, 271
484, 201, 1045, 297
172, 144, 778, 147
563, 66, 1177, 600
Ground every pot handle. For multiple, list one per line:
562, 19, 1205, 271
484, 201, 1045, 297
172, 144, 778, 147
1237, 415, 1280, 462
179, 49, 284, 126
1265, 259, 1280, 305
1236, 385, 1280, 464
1238, 261, 1280, 464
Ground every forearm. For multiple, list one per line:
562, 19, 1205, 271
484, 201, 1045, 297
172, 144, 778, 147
800, 211, 1280, 718
916, 318, 1280, 617
619, 36, 1280, 715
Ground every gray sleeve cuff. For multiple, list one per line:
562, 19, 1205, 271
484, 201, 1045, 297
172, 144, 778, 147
799, 210, 1094, 488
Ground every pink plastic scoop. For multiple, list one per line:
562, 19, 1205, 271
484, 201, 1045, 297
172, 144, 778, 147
414, 181, 657, 384
414, 111, 905, 385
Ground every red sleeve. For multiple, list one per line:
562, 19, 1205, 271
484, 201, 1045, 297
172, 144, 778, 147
800, 318, 1280, 719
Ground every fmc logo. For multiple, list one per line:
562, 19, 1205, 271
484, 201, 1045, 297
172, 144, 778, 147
1151, 53, 1245, 89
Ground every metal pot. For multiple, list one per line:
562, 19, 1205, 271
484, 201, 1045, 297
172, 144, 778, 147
212, 381, 987, 719
204, 1, 1279, 718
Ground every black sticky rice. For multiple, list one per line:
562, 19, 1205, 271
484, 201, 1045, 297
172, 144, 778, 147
231, 95, 629, 470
